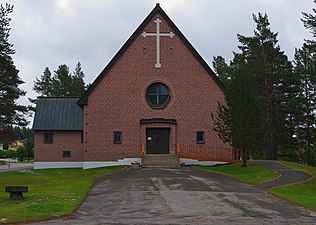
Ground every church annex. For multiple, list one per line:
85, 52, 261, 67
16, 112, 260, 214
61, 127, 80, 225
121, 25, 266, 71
33, 4, 234, 169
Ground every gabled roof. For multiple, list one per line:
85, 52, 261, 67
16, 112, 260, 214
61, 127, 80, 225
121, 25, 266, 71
33, 97, 83, 131
77, 3, 223, 107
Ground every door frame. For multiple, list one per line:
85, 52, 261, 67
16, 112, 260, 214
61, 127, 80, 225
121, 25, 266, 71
140, 119, 177, 155
146, 128, 170, 154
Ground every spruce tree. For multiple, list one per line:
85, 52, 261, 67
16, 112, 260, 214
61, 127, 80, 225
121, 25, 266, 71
212, 59, 264, 167
52, 64, 73, 96
33, 67, 53, 96
0, 4, 28, 145
292, 1, 316, 165
293, 45, 316, 165
33, 63, 87, 97
71, 62, 86, 96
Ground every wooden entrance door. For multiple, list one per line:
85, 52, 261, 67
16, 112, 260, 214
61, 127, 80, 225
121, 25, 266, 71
146, 128, 170, 154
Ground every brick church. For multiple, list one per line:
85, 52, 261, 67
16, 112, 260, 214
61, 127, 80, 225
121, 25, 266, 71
33, 4, 234, 169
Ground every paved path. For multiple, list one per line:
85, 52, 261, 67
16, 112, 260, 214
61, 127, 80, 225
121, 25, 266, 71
30, 167, 316, 225
0, 163, 33, 172
254, 161, 311, 190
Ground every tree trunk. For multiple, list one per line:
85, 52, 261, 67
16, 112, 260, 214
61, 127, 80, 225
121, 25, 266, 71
241, 147, 247, 167
264, 76, 278, 160
305, 77, 312, 165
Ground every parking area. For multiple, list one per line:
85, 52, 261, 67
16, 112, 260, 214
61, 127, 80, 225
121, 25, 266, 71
31, 167, 316, 225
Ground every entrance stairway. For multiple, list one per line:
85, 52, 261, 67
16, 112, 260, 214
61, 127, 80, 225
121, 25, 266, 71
142, 154, 180, 168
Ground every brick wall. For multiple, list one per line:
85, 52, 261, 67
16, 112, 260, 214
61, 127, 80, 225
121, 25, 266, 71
83, 12, 231, 162
35, 131, 83, 162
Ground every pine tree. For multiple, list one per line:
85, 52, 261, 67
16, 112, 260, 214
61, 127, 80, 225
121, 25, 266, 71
236, 13, 294, 160
0, 3, 28, 145
212, 56, 231, 84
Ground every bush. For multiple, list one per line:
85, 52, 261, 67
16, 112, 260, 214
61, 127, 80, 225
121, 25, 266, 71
278, 147, 299, 162
0, 149, 17, 159
16, 138, 34, 162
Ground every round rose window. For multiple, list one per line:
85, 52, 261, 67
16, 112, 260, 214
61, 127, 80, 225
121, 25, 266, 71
146, 83, 170, 109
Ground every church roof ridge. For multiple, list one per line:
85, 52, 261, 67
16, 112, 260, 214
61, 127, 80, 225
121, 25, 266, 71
77, 3, 223, 107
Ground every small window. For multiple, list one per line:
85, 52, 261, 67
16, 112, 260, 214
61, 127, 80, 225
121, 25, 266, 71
44, 133, 53, 144
114, 131, 122, 144
196, 131, 205, 144
63, 151, 71, 157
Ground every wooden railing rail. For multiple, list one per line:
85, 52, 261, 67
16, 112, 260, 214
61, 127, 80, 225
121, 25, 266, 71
176, 144, 239, 163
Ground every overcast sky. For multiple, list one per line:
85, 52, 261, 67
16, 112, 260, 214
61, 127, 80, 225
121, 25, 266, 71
4, 0, 316, 110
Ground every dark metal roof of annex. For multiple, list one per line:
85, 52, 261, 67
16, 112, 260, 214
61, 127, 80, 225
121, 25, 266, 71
33, 97, 83, 131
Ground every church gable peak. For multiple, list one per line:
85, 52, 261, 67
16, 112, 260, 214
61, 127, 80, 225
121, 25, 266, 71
77, 4, 223, 107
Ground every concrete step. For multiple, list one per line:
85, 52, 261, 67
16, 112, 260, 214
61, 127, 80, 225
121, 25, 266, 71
143, 154, 180, 168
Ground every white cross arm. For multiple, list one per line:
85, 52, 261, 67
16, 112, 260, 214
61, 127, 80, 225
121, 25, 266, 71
142, 31, 175, 37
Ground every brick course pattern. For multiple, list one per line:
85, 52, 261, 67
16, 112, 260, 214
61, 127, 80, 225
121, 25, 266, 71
35, 131, 83, 162
83, 12, 231, 162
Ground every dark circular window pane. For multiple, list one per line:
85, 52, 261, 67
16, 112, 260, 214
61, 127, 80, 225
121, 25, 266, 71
146, 83, 170, 108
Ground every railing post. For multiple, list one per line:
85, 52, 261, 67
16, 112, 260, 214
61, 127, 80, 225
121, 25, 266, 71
141, 143, 145, 162
177, 143, 180, 158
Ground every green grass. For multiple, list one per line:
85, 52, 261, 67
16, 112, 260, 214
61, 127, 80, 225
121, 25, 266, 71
20, 159, 34, 163
0, 166, 126, 224
197, 161, 279, 184
271, 161, 316, 211
0, 161, 5, 165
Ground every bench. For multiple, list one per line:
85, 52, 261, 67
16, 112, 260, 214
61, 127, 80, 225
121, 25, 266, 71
5, 186, 28, 199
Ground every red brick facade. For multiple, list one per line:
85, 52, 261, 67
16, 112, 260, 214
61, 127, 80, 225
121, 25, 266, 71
34, 131, 83, 162
83, 11, 231, 162
34, 5, 232, 168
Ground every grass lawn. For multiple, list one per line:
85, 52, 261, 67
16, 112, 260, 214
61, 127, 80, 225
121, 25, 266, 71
196, 161, 279, 185
21, 159, 34, 163
0, 161, 5, 165
271, 161, 316, 211
0, 166, 126, 224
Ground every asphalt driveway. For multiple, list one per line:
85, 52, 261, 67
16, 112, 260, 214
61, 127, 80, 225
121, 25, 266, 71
255, 160, 312, 190
30, 166, 316, 225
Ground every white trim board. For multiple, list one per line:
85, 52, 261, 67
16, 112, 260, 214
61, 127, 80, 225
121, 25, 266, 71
83, 158, 141, 169
34, 162, 83, 169
180, 158, 228, 166
34, 158, 142, 170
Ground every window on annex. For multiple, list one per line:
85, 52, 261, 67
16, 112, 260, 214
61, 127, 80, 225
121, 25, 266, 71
196, 131, 205, 144
44, 132, 53, 144
146, 83, 170, 109
114, 131, 122, 144
63, 151, 71, 157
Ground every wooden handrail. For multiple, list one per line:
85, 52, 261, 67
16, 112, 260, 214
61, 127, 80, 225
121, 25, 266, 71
141, 143, 145, 161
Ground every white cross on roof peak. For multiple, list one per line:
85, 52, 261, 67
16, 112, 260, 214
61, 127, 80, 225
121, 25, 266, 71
142, 18, 175, 68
